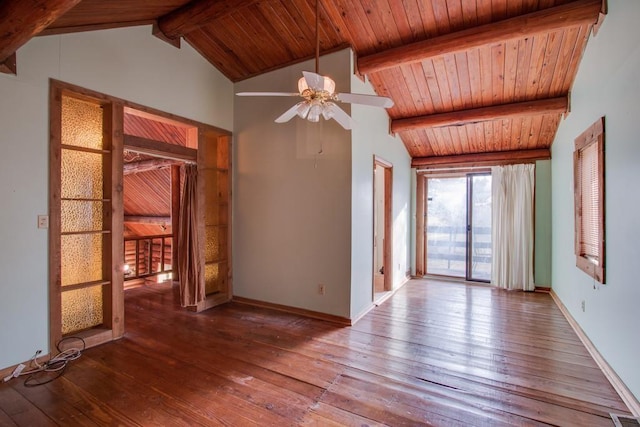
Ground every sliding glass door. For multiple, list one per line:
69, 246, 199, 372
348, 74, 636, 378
425, 173, 492, 281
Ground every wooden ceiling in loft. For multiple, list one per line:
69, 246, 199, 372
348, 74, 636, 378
2, 0, 605, 166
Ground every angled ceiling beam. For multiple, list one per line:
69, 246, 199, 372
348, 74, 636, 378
412, 149, 551, 169
0, 0, 82, 70
157, 0, 261, 40
358, 0, 602, 75
392, 96, 568, 133
123, 158, 180, 175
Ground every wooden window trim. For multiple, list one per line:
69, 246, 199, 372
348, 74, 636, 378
573, 117, 605, 283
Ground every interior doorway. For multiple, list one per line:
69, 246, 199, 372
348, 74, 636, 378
49, 80, 232, 352
373, 157, 392, 301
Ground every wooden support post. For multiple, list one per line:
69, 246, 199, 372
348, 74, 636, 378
171, 164, 181, 282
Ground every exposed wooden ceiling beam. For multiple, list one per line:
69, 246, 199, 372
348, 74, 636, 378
123, 158, 180, 175
392, 96, 568, 133
358, 0, 602, 75
124, 135, 197, 162
124, 215, 171, 225
157, 0, 261, 40
0, 0, 82, 67
412, 149, 551, 169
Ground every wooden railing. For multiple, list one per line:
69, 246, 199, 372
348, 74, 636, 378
124, 234, 173, 281
427, 225, 491, 277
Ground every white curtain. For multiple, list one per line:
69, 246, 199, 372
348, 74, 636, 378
491, 164, 535, 291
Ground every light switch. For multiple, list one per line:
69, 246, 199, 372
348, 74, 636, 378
37, 215, 49, 229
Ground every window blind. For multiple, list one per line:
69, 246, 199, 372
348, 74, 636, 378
578, 142, 599, 262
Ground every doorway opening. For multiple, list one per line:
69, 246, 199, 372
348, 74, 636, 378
121, 107, 197, 290
422, 173, 492, 282
373, 157, 392, 302
49, 80, 232, 352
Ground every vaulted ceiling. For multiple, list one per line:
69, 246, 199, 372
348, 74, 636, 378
1, 0, 605, 165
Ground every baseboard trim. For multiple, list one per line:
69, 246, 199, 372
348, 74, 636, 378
550, 290, 640, 416
232, 296, 352, 326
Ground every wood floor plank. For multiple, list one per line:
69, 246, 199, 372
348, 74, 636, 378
0, 279, 632, 425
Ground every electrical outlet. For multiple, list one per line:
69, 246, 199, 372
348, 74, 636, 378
37, 215, 49, 229
318, 284, 325, 295
581, 300, 585, 312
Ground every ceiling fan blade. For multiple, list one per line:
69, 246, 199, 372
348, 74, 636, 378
326, 103, 354, 130
236, 92, 299, 97
274, 102, 303, 123
302, 71, 326, 91
335, 92, 394, 108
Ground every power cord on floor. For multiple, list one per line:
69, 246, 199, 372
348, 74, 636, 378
3, 336, 85, 387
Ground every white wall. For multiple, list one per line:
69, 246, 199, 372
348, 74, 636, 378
350, 68, 412, 319
551, 1, 640, 400
233, 50, 353, 318
0, 26, 233, 371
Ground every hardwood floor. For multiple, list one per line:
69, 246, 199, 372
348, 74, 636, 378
0, 279, 630, 426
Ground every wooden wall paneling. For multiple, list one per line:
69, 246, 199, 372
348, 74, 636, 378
528, 115, 544, 150
398, 65, 424, 117
432, 57, 453, 111
479, 45, 493, 106
513, 37, 532, 102
157, 0, 259, 40
346, 1, 380, 54
536, 30, 564, 97
561, 24, 592, 91
456, 51, 473, 109
466, 49, 482, 108
503, 39, 519, 101
256, 3, 305, 57
415, 1, 438, 38
460, 0, 479, 28
443, 53, 463, 110
430, 0, 452, 35
387, 0, 417, 43
476, 0, 493, 25
184, 29, 243, 80
421, 60, 444, 112
408, 63, 436, 114
526, 34, 550, 99
550, 26, 581, 95
491, 43, 506, 106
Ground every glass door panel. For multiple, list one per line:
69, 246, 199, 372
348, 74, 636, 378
468, 174, 492, 281
425, 174, 492, 282
426, 177, 467, 278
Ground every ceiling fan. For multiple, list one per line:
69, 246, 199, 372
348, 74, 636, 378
235, 0, 393, 130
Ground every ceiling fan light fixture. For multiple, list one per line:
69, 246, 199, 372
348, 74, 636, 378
322, 103, 335, 120
298, 76, 335, 94
296, 102, 311, 119
307, 103, 323, 122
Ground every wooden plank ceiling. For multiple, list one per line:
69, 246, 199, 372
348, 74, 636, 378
2, 0, 604, 163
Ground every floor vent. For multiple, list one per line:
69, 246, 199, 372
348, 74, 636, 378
611, 413, 640, 427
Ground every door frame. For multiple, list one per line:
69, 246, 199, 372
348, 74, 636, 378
49, 80, 232, 351
417, 169, 491, 281
373, 156, 393, 297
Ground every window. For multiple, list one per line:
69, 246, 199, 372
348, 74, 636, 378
574, 117, 605, 283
